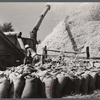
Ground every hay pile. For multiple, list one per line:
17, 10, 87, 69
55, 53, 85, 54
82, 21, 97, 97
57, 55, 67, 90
37, 3, 100, 57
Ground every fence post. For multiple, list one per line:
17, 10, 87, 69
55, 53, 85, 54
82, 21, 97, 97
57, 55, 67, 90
44, 46, 47, 58
41, 46, 47, 64
86, 46, 90, 59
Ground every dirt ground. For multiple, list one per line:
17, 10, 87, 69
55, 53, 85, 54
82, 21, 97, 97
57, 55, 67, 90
63, 90, 100, 98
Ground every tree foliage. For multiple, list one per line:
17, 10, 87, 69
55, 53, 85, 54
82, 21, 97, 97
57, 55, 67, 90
0, 22, 14, 32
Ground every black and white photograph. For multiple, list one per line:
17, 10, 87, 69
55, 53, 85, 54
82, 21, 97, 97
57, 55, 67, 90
0, 2, 100, 98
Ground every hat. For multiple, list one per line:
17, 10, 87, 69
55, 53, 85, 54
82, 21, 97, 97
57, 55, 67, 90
25, 44, 29, 49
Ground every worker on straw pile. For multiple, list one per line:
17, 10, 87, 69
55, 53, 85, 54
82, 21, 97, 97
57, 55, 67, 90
24, 44, 40, 66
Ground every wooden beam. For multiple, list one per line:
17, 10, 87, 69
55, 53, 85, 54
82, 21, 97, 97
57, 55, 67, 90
47, 49, 85, 54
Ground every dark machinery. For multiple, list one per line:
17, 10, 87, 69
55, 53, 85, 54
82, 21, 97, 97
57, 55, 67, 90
0, 4, 51, 68
30, 4, 51, 52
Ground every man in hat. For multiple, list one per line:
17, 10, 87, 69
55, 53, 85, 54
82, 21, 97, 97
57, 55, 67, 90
24, 44, 40, 66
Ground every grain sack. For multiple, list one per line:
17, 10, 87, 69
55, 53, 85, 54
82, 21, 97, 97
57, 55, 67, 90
80, 73, 89, 94
4, 70, 12, 77
23, 67, 33, 73
55, 74, 68, 97
37, 70, 48, 81
95, 72, 100, 89
9, 72, 15, 82
9, 74, 25, 98
21, 75, 38, 98
43, 76, 57, 98
61, 76, 73, 95
30, 72, 44, 98
94, 62, 100, 68
88, 72, 97, 93
38, 78, 46, 98
23, 65, 34, 73
0, 78, 10, 98
69, 75, 82, 94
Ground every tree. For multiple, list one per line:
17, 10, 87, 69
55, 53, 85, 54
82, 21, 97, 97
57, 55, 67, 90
0, 22, 14, 32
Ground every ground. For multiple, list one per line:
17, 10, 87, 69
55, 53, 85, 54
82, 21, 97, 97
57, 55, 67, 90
63, 90, 100, 98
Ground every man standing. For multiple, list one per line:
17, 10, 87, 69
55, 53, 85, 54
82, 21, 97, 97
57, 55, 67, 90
24, 44, 40, 66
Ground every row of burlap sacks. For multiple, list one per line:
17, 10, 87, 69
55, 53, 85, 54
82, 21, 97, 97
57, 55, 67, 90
0, 63, 100, 98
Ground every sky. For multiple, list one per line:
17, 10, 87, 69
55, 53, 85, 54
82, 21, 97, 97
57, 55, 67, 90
0, 2, 81, 41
